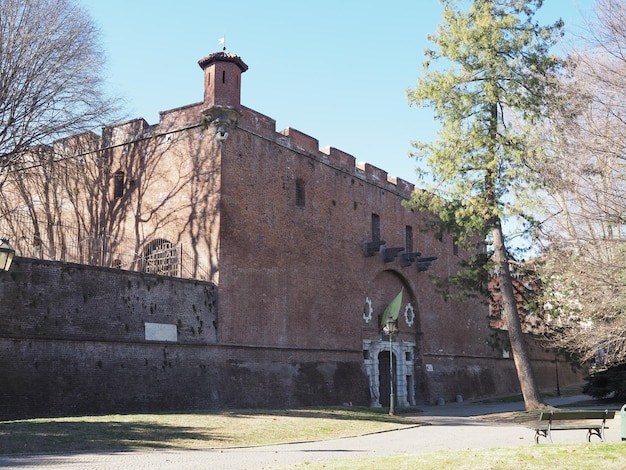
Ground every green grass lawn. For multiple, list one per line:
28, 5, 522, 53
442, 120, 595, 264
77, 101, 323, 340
0, 407, 418, 454
1, 402, 624, 470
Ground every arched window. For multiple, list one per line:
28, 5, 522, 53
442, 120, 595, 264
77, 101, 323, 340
142, 238, 179, 276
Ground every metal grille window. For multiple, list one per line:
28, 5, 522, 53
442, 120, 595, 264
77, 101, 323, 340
142, 238, 179, 277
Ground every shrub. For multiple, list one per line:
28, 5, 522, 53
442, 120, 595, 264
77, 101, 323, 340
582, 363, 626, 399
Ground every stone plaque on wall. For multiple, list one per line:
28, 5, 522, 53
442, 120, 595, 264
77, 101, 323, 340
145, 322, 177, 342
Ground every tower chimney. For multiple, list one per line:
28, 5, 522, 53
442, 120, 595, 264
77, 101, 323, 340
198, 52, 248, 108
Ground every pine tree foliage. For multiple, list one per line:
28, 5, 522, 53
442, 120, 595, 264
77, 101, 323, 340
407, 0, 563, 241
407, 0, 563, 410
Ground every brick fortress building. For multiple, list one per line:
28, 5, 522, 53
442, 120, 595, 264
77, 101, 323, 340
0, 51, 580, 417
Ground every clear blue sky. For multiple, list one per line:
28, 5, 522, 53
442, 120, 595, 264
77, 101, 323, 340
80, 0, 594, 185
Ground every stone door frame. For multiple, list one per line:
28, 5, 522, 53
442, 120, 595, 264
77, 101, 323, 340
363, 338, 416, 408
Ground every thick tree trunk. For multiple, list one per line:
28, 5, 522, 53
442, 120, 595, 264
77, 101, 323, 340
492, 222, 545, 410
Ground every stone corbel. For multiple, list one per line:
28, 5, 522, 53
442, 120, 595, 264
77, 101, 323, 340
202, 105, 241, 141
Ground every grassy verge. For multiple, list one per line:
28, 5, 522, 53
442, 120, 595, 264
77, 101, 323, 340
0, 407, 418, 454
296, 443, 626, 470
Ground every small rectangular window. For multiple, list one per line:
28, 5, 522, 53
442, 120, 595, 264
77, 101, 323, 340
296, 179, 306, 207
371, 213, 381, 241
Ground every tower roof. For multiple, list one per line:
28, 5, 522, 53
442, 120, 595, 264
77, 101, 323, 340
198, 52, 248, 72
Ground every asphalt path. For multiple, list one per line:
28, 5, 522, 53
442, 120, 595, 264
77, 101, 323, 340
0, 395, 623, 469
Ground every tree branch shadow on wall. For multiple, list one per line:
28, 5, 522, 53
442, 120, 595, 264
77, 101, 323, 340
0, 118, 221, 282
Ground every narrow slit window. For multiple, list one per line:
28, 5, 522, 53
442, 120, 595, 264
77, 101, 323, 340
113, 171, 125, 199
371, 213, 381, 241
222, 70, 226, 83
296, 179, 306, 207
405, 225, 413, 252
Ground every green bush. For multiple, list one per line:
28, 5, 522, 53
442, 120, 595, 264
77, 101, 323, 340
583, 364, 626, 399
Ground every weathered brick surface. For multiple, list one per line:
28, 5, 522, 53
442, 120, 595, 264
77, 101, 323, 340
0, 259, 368, 419
0, 259, 217, 344
0, 335, 369, 419
0, 51, 582, 417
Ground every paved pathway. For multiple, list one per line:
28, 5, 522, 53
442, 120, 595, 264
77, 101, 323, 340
0, 396, 622, 469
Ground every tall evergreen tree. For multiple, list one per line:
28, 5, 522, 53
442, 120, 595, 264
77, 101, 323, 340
407, 0, 563, 410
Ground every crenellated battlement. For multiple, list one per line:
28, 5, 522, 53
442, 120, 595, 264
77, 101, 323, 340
95, 100, 415, 200
237, 106, 415, 199
86, 50, 415, 201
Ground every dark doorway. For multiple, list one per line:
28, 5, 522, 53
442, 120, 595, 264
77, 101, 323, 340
378, 350, 397, 407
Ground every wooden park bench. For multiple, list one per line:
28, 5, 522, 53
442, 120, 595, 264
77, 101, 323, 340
529, 409, 615, 444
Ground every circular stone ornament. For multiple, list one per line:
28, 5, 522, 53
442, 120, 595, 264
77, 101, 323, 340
404, 303, 415, 327
363, 297, 373, 323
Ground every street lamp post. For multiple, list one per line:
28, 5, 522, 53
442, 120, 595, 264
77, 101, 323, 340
555, 352, 561, 397
385, 317, 398, 416
0, 238, 15, 272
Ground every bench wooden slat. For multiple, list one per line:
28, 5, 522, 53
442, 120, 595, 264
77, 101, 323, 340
529, 409, 615, 444
534, 424, 610, 430
549, 424, 610, 430
537, 410, 614, 421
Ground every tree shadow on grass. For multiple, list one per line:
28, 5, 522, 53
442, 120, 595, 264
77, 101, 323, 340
0, 407, 421, 456
0, 420, 228, 455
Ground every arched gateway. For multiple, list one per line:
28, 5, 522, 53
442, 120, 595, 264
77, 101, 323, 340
362, 270, 418, 408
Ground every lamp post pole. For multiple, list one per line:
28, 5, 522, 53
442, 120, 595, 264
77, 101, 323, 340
555, 352, 561, 397
385, 318, 398, 416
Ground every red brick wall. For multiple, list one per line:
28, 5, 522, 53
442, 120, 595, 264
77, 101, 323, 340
0, 258, 369, 419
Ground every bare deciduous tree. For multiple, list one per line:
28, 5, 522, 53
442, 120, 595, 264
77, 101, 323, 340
529, 0, 626, 366
0, 0, 119, 186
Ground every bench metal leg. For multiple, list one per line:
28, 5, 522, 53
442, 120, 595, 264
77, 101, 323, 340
535, 429, 552, 444
587, 428, 604, 442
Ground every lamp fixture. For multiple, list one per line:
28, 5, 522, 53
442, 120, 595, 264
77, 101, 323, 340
0, 237, 15, 272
